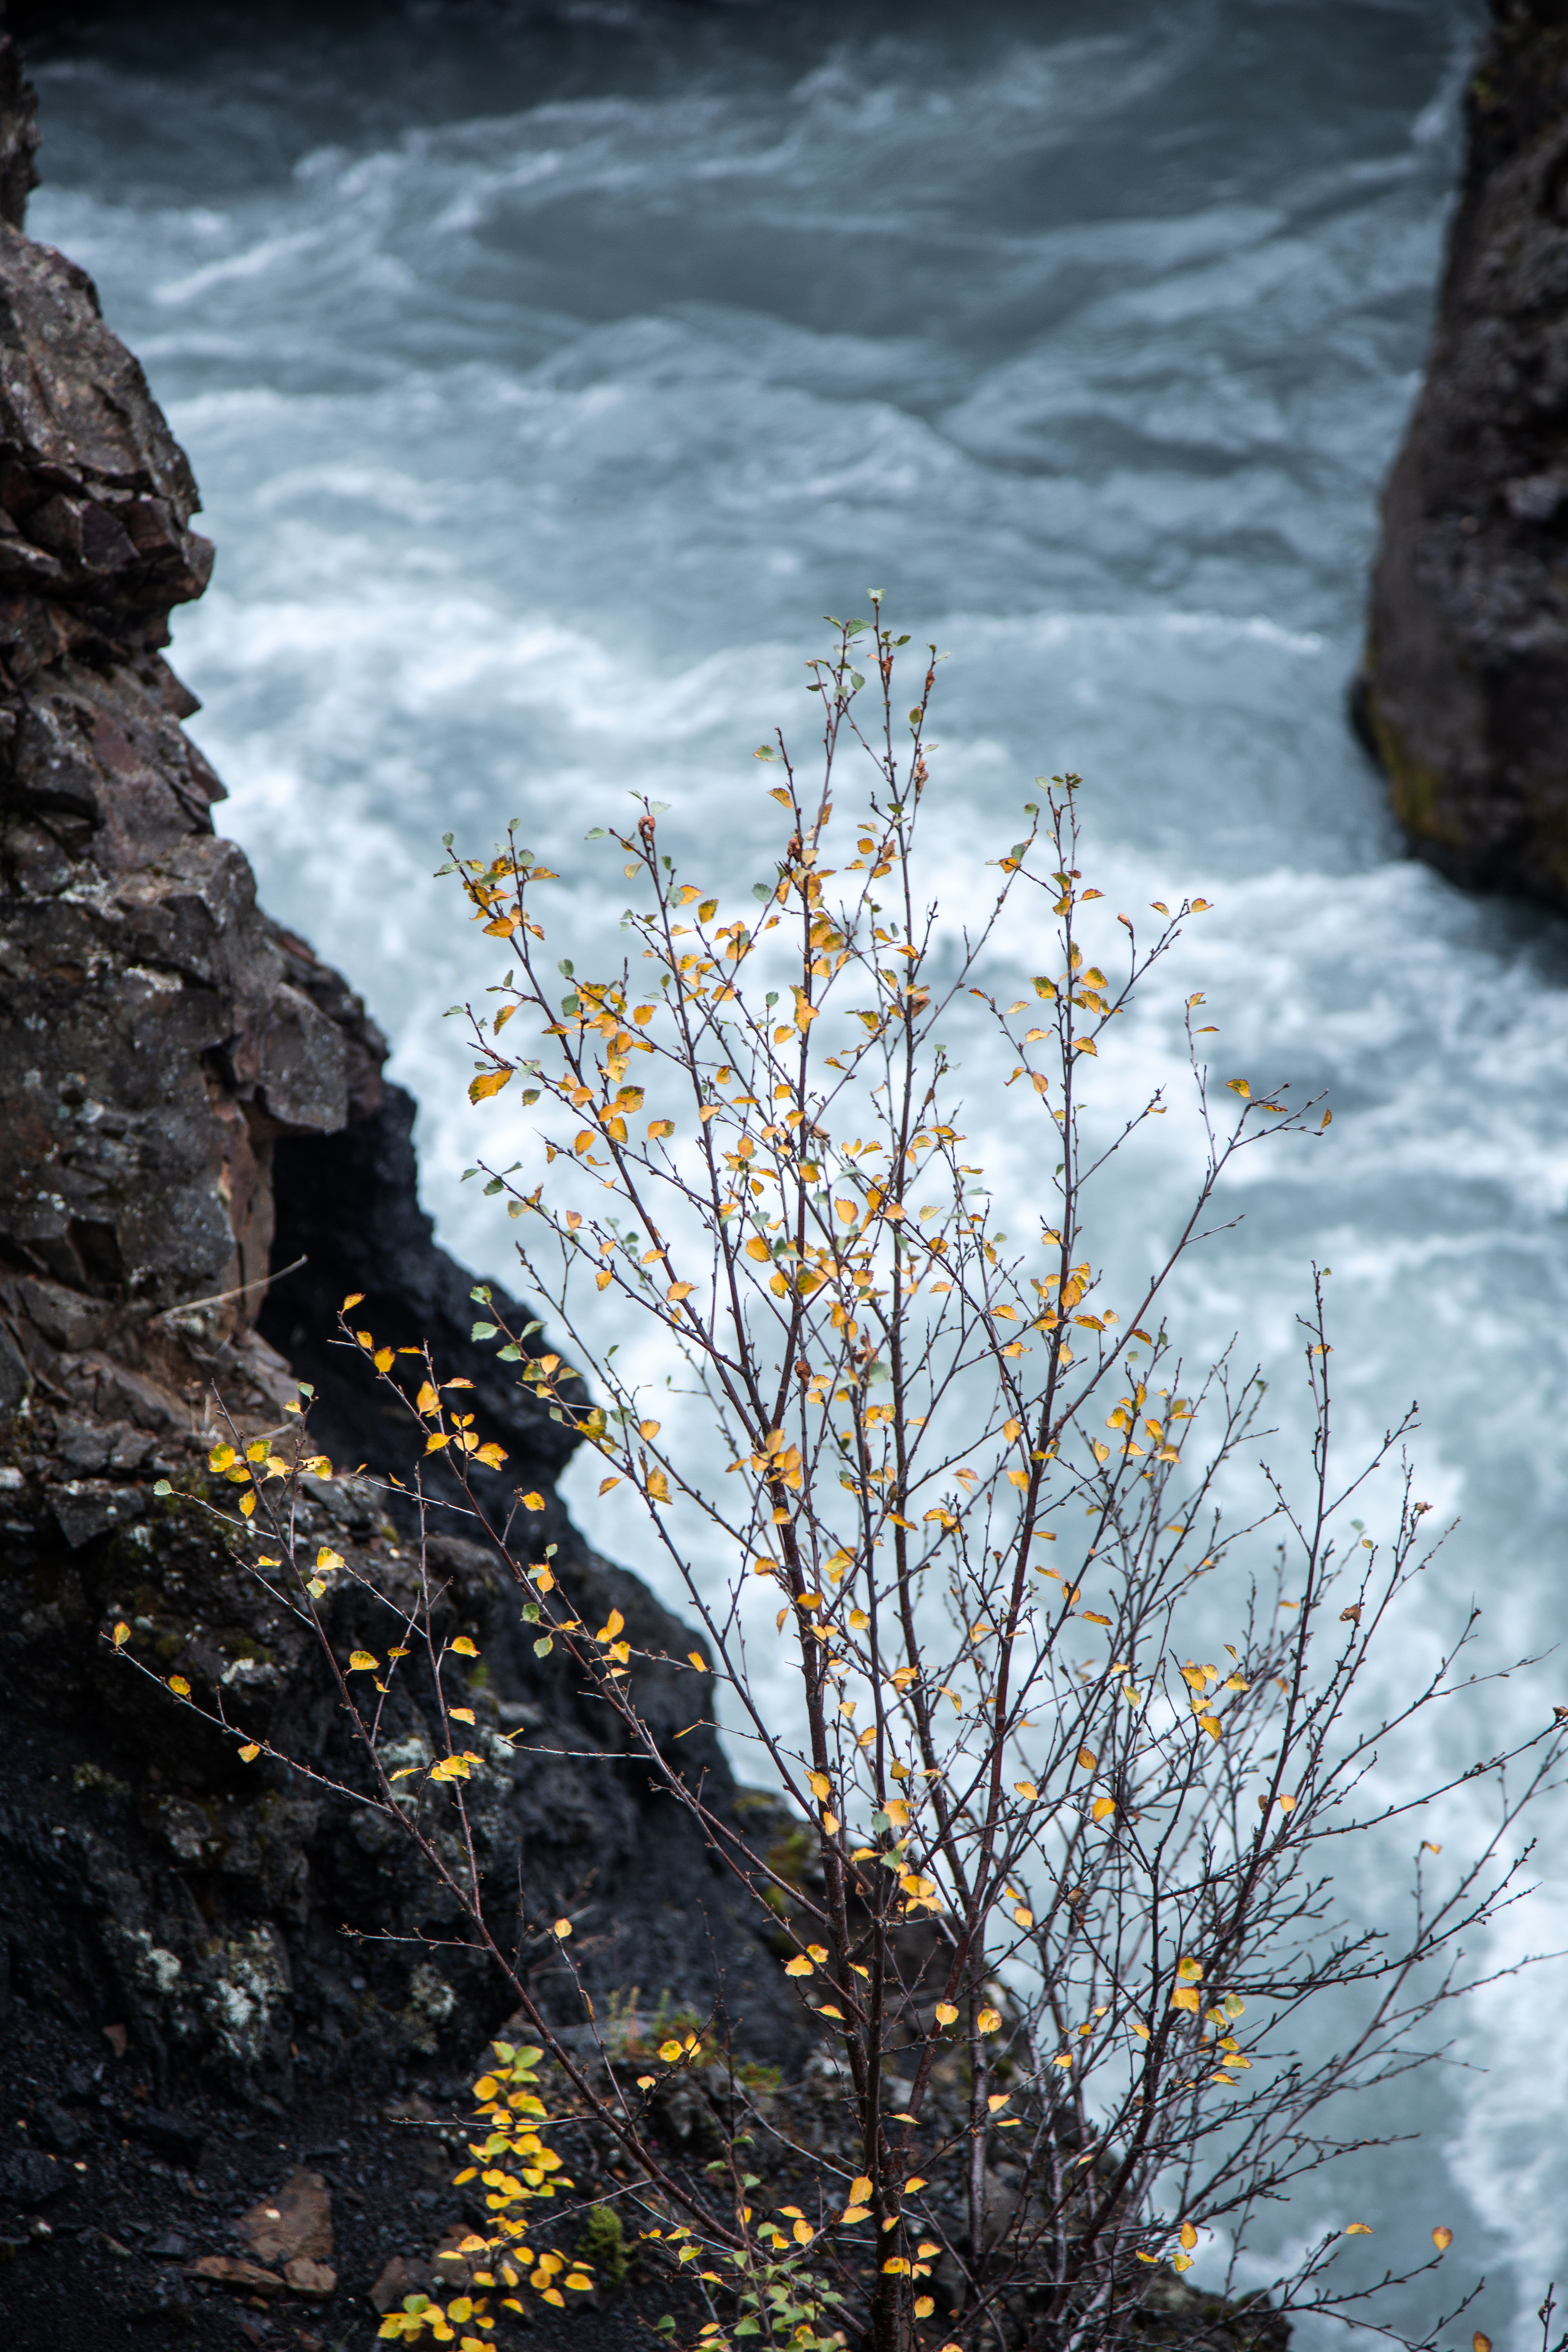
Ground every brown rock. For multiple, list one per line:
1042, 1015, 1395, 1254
369, 2255, 427, 2314
183, 2256, 284, 2295
237, 2168, 333, 2266
283, 2257, 337, 2297
1359, 0, 1568, 907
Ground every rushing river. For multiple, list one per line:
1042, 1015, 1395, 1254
29, 0, 1568, 2337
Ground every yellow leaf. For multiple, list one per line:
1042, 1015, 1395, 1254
1170, 1987, 1200, 2013
450, 1635, 479, 1657
553, 1917, 573, 1939
522, 1491, 545, 1511
1076, 1746, 1097, 1770
1226, 1078, 1250, 1099
688, 1651, 708, 1671
316, 1547, 345, 1574
1344, 2223, 1372, 2236
1012, 1906, 1034, 1928
349, 1651, 380, 1671
168, 1676, 191, 1697
430, 1756, 471, 1782
745, 1237, 770, 1263
469, 1067, 513, 1102
647, 1118, 675, 1138
976, 2007, 1002, 2035
666, 1282, 694, 1302
1432, 2226, 1453, 2252
112, 1621, 130, 1648
806, 1771, 831, 1801
475, 1442, 508, 1469
1082, 1610, 1111, 1626
933, 2002, 959, 2027
647, 1469, 671, 1502
1180, 2223, 1197, 2250
415, 1381, 439, 1415
785, 1956, 813, 1977
424, 1430, 452, 1452
1091, 1796, 1115, 1821
1014, 1781, 1037, 1800
1178, 1955, 1204, 1981
374, 1347, 394, 1373
238, 1743, 260, 1763
449, 1708, 475, 1724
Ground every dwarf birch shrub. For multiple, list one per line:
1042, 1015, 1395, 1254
129, 613, 1566, 2352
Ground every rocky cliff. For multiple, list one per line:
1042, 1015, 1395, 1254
1357, 0, 1568, 906
0, 41, 799, 2340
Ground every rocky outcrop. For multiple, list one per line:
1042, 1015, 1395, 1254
1357, 0, 1568, 904
0, 57, 799, 2129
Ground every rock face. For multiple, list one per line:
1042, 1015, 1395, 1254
0, 62, 798, 2106
1357, 0, 1568, 906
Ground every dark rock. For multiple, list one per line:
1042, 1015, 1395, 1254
126, 2272, 198, 2325
1359, 0, 1568, 906
0, 36, 802, 2137
126, 2110, 205, 2168
143, 2230, 188, 2259
47, 1477, 145, 1547
31, 2096, 83, 2156
0, 2145, 67, 2207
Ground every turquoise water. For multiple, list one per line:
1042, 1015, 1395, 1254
31, 2, 1568, 2336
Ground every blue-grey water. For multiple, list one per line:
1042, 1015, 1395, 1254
30, 1, 1568, 2337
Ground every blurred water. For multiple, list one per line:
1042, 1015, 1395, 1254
28, 0, 1568, 2335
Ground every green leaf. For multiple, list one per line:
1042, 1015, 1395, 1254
472, 1321, 498, 1340
152, 1479, 172, 1497
534, 1637, 554, 1657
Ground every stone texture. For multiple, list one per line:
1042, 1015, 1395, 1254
1358, 0, 1568, 906
237, 2170, 332, 2267
0, 59, 802, 2107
